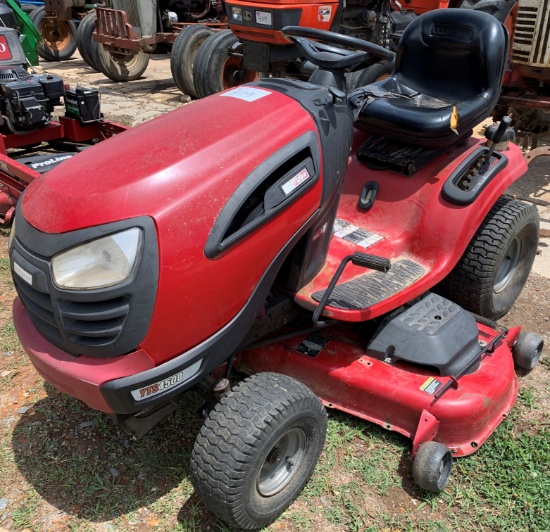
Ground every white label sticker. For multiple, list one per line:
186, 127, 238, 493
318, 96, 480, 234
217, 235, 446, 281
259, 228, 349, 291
220, 87, 271, 102
255, 10, 272, 25
318, 5, 332, 22
281, 167, 311, 195
13, 261, 33, 286
333, 218, 383, 249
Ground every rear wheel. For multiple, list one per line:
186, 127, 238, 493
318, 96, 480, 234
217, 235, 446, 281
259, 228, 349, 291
30, 6, 77, 61
170, 24, 213, 98
437, 197, 539, 320
193, 30, 260, 98
96, 44, 149, 82
190, 372, 327, 529
76, 11, 100, 71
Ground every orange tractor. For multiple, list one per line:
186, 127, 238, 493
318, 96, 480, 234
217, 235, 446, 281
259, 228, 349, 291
188, 0, 454, 97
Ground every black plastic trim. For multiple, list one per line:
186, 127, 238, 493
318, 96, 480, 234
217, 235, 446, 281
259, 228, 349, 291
225, 4, 302, 30
205, 131, 320, 258
10, 207, 159, 357
442, 147, 508, 206
101, 212, 318, 414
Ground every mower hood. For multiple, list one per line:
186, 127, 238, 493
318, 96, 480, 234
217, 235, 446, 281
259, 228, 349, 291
19, 86, 325, 364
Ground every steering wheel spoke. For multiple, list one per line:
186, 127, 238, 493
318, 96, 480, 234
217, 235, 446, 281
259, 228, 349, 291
282, 26, 395, 73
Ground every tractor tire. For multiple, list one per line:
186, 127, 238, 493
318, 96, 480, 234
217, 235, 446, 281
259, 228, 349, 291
96, 43, 149, 82
413, 441, 453, 493
347, 61, 394, 90
76, 11, 100, 71
190, 372, 327, 530
512, 332, 544, 371
30, 6, 77, 61
193, 30, 261, 98
437, 197, 539, 320
170, 24, 213, 98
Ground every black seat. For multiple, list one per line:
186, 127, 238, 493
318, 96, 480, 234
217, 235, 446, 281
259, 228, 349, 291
353, 9, 509, 148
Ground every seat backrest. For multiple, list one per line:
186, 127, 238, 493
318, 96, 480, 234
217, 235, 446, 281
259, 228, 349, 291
393, 8, 508, 104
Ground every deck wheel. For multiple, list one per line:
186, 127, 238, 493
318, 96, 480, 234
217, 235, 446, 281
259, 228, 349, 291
512, 332, 544, 370
413, 441, 453, 493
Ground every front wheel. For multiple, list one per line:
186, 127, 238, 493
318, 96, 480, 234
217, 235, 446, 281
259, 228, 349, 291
96, 44, 149, 82
193, 30, 261, 98
437, 197, 539, 320
76, 11, 100, 71
30, 6, 77, 61
190, 372, 327, 530
170, 24, 213, 98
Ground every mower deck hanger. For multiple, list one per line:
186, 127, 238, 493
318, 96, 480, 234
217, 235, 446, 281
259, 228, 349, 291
8, 8, 544, 530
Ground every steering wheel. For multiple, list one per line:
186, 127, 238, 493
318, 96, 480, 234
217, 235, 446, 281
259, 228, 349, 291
281, 26, 396, 72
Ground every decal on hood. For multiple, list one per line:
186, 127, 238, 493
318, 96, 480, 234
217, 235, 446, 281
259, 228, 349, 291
220, 87, 271, 102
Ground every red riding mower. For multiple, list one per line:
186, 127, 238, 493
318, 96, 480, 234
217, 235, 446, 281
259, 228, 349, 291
9, 8, 544, 530
0, 24, 126, 224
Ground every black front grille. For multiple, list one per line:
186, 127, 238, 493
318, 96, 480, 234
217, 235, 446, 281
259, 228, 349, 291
11, 214, 158, 358
59, 297, 130, 345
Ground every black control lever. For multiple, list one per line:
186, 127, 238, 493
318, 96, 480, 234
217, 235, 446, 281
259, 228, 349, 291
481, 116, 512, 173
312, 252, 391, 327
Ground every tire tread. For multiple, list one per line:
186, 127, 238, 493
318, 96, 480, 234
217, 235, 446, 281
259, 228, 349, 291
190, 372, 326, 529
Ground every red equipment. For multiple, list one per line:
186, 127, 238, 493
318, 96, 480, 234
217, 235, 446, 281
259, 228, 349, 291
0, 26, 126, 225
8, 9, 544, 530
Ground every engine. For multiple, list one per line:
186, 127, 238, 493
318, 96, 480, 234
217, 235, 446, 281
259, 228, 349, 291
159, 0, 223, 25
339, 0, 418, 49
0, 28, 64, 133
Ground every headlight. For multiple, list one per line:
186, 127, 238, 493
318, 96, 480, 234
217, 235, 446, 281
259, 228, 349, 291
231, 6, 242, 21
8, 216, 15, 250
52, 228, 142, 290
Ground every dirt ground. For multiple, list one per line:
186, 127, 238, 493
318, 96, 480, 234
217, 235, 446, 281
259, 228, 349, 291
0, 53, 549, 531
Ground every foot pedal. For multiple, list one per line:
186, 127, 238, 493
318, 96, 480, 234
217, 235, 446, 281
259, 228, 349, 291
351, 251, 390, 271
312, 252, 390, 326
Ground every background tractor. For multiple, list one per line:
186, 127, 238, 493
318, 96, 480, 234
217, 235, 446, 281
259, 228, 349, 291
85, 0, 228, 82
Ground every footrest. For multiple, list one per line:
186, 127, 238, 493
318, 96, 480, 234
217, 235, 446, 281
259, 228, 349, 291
311, 259, 425, 310
357, 136, 441, 176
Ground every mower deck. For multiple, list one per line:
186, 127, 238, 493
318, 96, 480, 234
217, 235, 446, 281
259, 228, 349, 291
237, 321, 519, 457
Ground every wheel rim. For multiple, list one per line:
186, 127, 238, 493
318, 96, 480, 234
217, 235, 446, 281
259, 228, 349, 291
257, 428, 306, 497
111, 52, 140, 65
222, 56, 259, 90
436, 452, 452, 490
494, 237, 521, 293
41, 20, 71, 52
